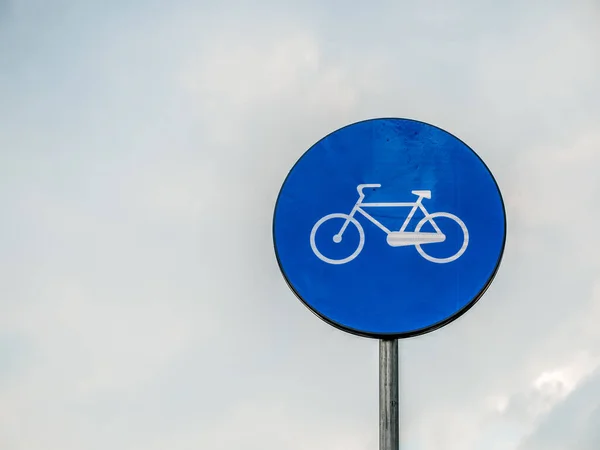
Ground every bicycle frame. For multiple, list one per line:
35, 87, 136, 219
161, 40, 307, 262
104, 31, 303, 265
337, 193, 443, 237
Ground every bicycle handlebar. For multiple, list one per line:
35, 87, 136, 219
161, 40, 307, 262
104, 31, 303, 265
357, 183, 382, 195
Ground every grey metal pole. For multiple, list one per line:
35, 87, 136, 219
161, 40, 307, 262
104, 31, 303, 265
379, 339, 399, 450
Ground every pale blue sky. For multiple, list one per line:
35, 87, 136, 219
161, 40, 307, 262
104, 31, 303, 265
1, 1, 599, 449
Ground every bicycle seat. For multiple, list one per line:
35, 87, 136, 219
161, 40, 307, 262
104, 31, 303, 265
411, 190, 431, 199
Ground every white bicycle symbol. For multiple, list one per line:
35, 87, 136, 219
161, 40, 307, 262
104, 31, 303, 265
310, 184, 469, 265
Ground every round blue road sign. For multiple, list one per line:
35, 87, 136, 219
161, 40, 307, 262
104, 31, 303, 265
273, 118, 506, 339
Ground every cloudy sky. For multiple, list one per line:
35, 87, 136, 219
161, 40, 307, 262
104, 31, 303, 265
1, 0, 600, 449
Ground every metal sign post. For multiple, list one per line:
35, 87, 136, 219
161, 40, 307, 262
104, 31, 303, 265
380, 339, 399, 450
272, 118, 506, 449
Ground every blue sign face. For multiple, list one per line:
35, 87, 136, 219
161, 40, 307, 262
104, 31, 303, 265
273, 118, 506, 339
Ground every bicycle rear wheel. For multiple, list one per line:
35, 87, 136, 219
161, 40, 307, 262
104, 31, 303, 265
414, 212, 468, 263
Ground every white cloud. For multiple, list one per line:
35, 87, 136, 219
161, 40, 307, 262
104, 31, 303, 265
509, 130, 600, 232
195, 399, 373, 450
517, 367, 600, 450
179, 26, 386, 142
0, 275, 217, 449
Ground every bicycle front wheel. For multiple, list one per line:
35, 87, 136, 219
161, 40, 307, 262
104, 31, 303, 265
310, 213, 365, 265
414, 212, 469, 263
